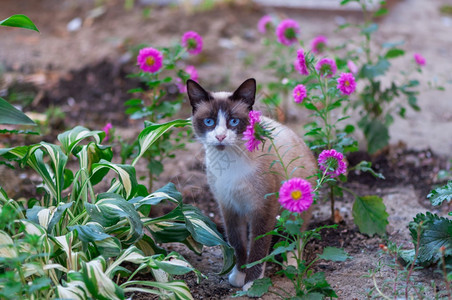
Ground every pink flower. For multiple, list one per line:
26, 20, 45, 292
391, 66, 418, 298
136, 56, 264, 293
276, 19, 300, 46
258, 15, 273, 34
347, 60, 358, 74
182, 31, 203, 55
311, 35, 328, 54
293, 84, 307, 104
295, 48, 309, 76
318, 149, 347, 178
137, 47, 163, 73
315, 58, 337, 78
279, 178, 313, 213
103, 123, 113, 142
242, 110, 262, 152
177, 65, 199, 93
337, 73, 356, 95
414, 53, 426, 66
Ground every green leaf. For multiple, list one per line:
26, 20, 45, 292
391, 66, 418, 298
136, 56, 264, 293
353, 160, 385, 179
85, 193, 143, 244
361, 59, 390, 79
58, 126, 105, 156
428, 181, 452, 206
352, 195, 389, 236
318, 247, 351, 262
409, 212, 452, 263
361, 23, 378, 35
360, 119, 390, 154
92, 160, 138, 199
81, 257, 125, 300
122, 280, 193, 300
0, 97, 36, 125
303, 272, 337, 297
26, 202, 73, 233
0, 14, 39, 32
182, 204, 235, 275
373, 7, 388, 17
384, 48, 405, 59
132, 119, 191, 166
234, 277, 273, 298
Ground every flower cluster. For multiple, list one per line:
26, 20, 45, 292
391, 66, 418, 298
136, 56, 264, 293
293, 84, 307, 104
279, 178, 313, 213
242, 110, 263, 152
414, 53, 426, 66
182, 31, 203, 55
102, 123, 113, 142
258, 15, 273, 34
276, 19, 300, 46
318, 149, 347, 178
295, 48, 309, 76
137, 47, 163, 73
310, 35, 328, 54
337, 73, 356, 95
315, 58, 337, 78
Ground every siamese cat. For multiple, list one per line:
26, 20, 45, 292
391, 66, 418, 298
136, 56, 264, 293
187, 78, 317, 290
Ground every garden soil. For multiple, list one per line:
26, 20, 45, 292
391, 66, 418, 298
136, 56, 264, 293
0, 0, 451, 299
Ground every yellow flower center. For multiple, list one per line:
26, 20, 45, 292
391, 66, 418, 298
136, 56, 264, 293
345, 80, 350, 86
145, 56, 155, 66
291, 190, 302, 201
297, 91, 301, 96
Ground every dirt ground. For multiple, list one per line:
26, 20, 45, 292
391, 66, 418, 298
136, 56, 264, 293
0, 0, 451, 299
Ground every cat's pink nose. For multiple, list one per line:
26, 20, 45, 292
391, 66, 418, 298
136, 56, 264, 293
216, 134, 226, 142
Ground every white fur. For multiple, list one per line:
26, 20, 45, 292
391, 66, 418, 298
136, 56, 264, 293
228, 266, 246, 287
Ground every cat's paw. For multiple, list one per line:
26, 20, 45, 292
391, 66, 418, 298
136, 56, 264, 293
228, 267, 246, 287
242, 281, 253, 291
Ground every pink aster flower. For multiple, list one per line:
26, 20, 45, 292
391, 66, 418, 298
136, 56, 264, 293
182, 31, 203, 55
347, 60, 358, 74
293, 84, 307, 104
177, 65, 199, 93
279, 178, 313, 213
315, 58, 337, 78
337, 73, 356, 95
276, 19, 300, 46
295, 48, 309, 76
258, 15, 273, 34
414, 53, 426, 66
137, 47, 163, 73
310, 35, 328, 54
242, 110, 262, 152
103, 123, 113, 142
318, 149, 347, 178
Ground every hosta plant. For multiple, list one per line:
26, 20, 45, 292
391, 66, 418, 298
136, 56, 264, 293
0, 121, 234, 299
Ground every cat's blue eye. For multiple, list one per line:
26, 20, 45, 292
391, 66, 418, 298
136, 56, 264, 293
229, 118, 240, 127
204, 118, 215, 127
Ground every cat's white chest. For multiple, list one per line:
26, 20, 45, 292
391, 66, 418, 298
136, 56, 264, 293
205, 146, 256, 213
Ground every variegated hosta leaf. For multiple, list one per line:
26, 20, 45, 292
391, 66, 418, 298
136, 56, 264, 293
81, 257, 125, 300
44, 263, 68, 273
92, 160, 138, 199
57, 271, 90, 300
0, 144, 40, 165
132, 118, 191, 166
183, 204, 235, 275
85, 193, 143, 244
105, 246, 147, 278
0, 230, 17, 258
130, 182, 183, 214
77, 142, 113, 185
68, 223, 121, 258
26, 202, 73, 234
151, 252, 205, 283
122, 280, 193, 300
22, 262, 45, 278
19, 219, 47, 235
52, 231, 78, 270
58, 126, 105, 156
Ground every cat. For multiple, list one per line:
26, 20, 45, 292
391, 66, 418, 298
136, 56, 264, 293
187, 78, 317, 290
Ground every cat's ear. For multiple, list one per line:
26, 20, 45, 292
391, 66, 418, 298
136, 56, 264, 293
230, 78, 256, 110
187, 79, 211, 112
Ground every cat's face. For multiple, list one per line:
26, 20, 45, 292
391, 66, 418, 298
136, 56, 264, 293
187, 79, 256, 150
